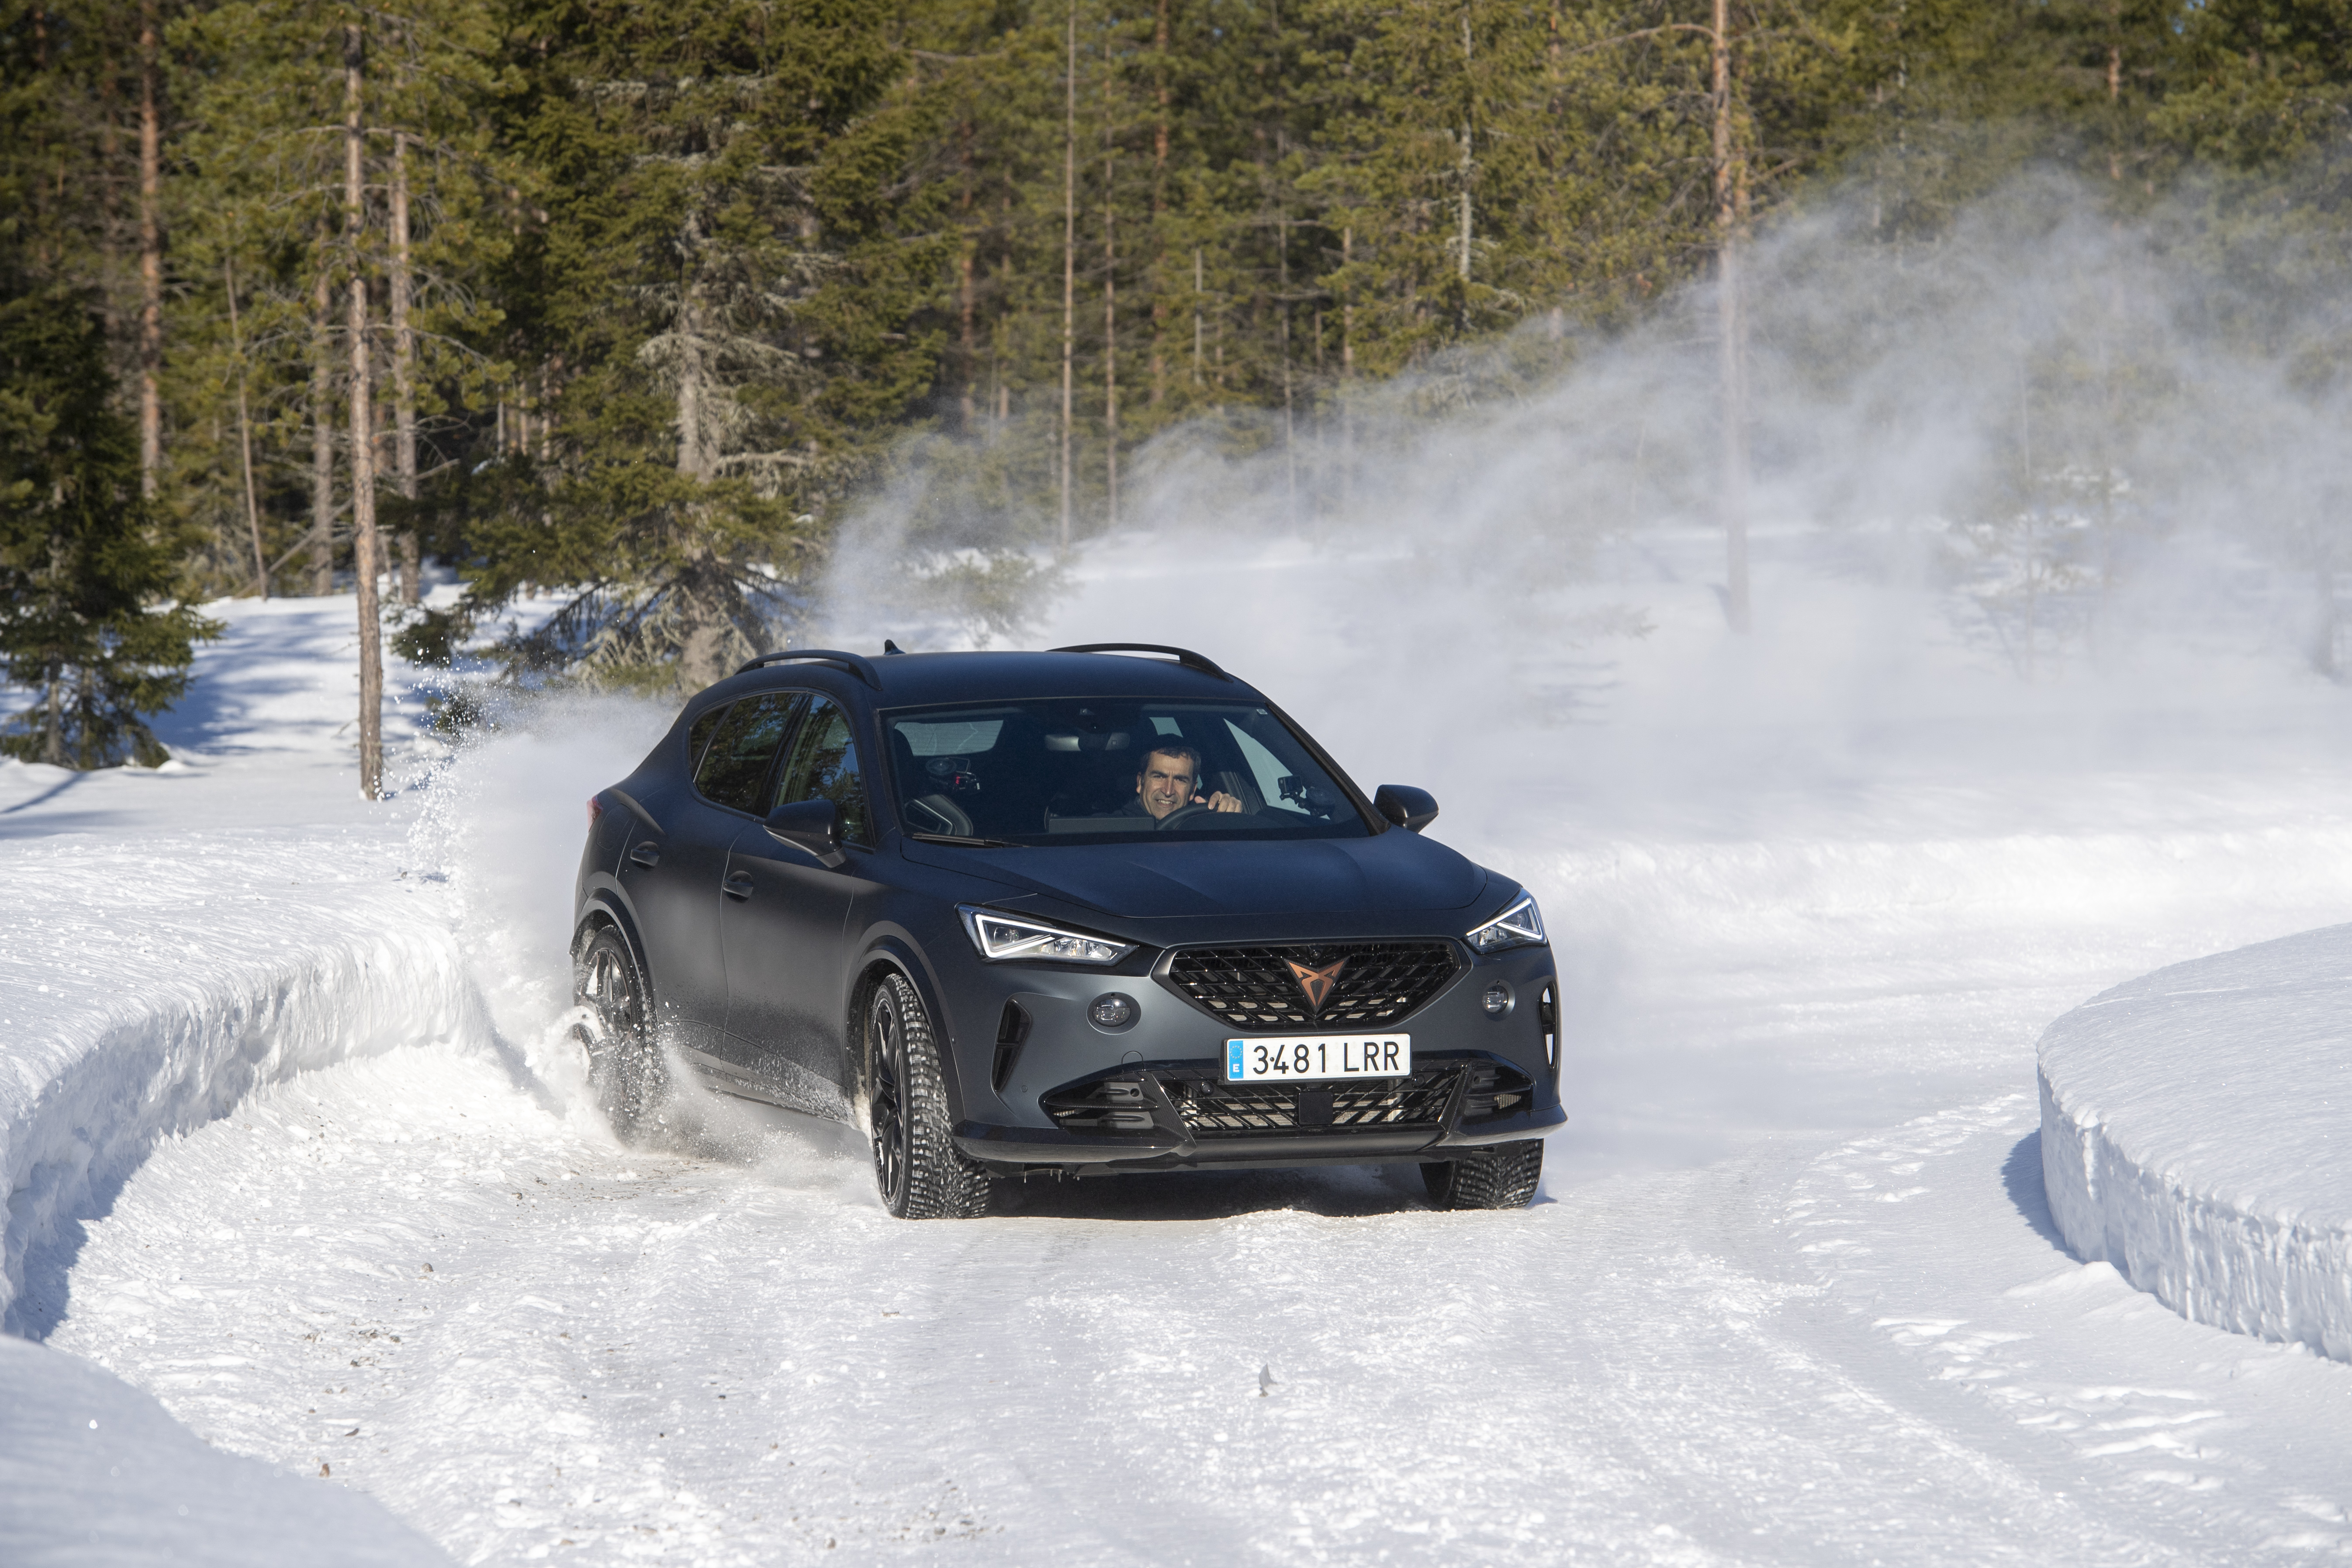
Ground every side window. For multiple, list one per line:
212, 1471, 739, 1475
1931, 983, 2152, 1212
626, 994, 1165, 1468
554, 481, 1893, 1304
774, 697, 871, 845
693, 692, 803, 813
686, 704, 727, 774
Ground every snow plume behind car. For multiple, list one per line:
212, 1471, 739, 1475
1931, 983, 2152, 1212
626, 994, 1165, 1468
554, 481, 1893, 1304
401, 692, 875, 1183
817, 173, 2352, 802
799, 175, 2352, 1190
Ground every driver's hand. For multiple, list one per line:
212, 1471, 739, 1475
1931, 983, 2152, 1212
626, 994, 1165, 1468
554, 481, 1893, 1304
1203, 791, 1244, 813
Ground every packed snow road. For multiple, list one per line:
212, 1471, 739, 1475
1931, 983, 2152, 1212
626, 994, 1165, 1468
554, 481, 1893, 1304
11, 557, 2352, 1564
29, 808, 2352, 1565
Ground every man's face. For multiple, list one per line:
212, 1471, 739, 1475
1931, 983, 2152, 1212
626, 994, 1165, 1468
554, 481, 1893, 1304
1135, 751, 1197, 820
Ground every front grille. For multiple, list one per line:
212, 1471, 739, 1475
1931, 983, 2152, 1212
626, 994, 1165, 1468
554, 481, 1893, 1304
1042, 1065, 1465, 1138
1179, 1067, 1460, 1137
1162, 941, 1462, 1030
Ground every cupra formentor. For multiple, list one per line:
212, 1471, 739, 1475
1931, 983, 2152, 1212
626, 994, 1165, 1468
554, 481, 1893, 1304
571, 644, 1561, 1216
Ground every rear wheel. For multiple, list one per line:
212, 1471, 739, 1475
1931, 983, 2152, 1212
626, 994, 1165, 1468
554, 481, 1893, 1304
865, 973, 990, 1219
571, 926, 668, 1143
1421, 1139, 1543, 1210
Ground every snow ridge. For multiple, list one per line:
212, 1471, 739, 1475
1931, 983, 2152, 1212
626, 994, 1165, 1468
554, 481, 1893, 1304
0, 835, 484, 1334
2038, 924, 2352, 1362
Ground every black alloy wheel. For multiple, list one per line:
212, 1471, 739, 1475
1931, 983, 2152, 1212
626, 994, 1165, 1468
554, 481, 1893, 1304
865, 973, 991, 1219
1421, 1139, 1544, 1210
571, 925, 668, 1143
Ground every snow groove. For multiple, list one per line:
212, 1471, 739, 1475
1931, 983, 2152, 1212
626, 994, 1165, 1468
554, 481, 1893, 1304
2038, 923, 2352, 1362
1, 834, 487, 1334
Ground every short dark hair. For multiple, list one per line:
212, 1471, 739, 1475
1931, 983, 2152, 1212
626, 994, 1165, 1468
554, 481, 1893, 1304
1138, 740, 1202, 779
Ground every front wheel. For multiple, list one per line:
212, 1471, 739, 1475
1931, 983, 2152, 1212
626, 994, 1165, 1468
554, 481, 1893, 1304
571, 925, 669, 1143
1421, 1139, 1543, 1210
865, 973, 992, 1219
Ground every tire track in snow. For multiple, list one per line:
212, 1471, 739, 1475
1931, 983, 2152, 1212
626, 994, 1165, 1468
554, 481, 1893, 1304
50, 1043, 2239, 1568
1789, 1096, 2352, 1559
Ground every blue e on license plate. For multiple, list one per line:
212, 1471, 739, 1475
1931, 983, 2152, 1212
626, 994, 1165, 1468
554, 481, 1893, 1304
1225, 1034, 1411, 1082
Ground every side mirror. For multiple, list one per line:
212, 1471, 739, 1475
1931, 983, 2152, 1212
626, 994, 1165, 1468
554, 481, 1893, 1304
1373, 784, 1439, 834
765, 797, 845, 866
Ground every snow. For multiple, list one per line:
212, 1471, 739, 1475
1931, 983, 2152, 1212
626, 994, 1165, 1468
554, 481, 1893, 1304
0, 1330, 448, 1566
7, 533, 2352, 1561
2038, 924, 2352, 1360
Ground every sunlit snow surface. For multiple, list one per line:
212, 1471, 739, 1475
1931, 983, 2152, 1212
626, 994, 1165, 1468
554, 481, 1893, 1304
7, 534, 2352, 1564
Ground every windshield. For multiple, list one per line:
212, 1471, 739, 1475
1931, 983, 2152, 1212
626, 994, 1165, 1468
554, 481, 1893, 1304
882, 698, 1370, 845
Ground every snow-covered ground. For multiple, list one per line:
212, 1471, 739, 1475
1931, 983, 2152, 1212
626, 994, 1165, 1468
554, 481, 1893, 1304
7, 533, 2352, 1564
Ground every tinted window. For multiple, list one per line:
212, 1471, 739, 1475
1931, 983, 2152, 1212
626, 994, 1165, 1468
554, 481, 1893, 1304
693, 693, 803, 812
774, 697, 871, 845
881, 698, 1366, 845
686, 704, 726, 774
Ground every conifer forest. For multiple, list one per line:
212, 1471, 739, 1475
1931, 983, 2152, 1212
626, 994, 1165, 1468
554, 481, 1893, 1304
7, 0, 2352, 775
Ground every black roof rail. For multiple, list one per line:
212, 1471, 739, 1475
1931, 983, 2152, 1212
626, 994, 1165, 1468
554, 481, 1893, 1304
1048, 642, 1232, 681
734, 648, 884, 688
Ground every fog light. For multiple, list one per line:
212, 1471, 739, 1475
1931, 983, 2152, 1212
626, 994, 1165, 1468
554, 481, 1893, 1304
1482, 983, 1512, 1018
1089, 993, 1137, 1029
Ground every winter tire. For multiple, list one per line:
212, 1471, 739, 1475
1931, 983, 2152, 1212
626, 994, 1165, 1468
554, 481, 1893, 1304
572, 925, 668, 1143
866, 972, 991, 1219
1421, 1139, 1543, 1210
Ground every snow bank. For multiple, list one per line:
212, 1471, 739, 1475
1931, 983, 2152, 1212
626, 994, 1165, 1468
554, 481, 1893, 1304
0, 1332, 450, 1566
2039, 922, 2352, 1360
0, 832, 485, 1335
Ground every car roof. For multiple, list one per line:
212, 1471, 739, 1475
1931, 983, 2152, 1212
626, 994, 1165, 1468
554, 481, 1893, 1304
699, 649, 1262, 711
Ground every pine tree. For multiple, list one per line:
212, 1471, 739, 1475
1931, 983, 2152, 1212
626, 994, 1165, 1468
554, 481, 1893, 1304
0, 272, 217, 767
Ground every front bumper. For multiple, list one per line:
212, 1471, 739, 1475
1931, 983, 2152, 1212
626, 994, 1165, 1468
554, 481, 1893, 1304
941, 938, 1563, 1175
954, 1054, 1563, 1173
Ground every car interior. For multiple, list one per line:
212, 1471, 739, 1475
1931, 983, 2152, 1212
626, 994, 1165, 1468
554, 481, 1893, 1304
886, 701, 1360, 842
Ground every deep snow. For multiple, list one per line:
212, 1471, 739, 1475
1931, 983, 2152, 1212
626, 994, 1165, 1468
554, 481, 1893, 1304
2039, 924, 2352, 1360
7, 533, 2352, 1562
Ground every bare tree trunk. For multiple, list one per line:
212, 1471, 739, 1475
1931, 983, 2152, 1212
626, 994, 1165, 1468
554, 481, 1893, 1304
390, 128, 420, 605
1193, 247, 1203, 386
1149, 0, 1170, 408
310, 235, 336, 596
1340, 225, 1354, 516
1059, 2, 1078, 549
136, 0, 163, 498
1713, 0, 1751, 634
1457, 5, 1473, 297
225, 256, 266, 596
1277, 217, 1294, 522
1103, 58, 1119, 530
674, 217, 707, 480
958, 121, 977, 434
2107, 31, 2123, 183
345, 23, 383, 801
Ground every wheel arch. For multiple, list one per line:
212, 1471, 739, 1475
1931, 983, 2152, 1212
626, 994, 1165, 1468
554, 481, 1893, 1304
843, 933, 969, 1119
574, 891, 652, 991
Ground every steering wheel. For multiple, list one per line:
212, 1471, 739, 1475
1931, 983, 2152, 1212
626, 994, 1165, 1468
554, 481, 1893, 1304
1154, 801, 1217, 830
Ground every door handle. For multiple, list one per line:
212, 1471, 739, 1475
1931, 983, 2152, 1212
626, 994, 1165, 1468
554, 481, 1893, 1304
629, 841, 661, 868
723, 870, 754, 900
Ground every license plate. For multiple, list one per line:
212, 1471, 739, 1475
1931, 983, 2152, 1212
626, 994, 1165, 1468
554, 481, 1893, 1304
1225, 1034, 1411, 1082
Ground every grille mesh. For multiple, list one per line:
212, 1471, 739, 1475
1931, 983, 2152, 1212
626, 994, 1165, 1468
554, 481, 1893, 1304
1162, 941, 1461, 1029
1179, 1067, 1459, 1137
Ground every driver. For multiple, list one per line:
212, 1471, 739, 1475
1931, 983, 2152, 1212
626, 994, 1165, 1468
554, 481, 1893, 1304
1120, 741, 1245, 821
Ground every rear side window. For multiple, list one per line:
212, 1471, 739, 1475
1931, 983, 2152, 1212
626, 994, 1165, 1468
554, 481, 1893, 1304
686, 705, 726, 774
693, 693, 804, 812
774, 697, 871, 845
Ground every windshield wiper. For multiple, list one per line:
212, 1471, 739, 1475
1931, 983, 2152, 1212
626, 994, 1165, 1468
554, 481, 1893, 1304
907, 831, 1017, 848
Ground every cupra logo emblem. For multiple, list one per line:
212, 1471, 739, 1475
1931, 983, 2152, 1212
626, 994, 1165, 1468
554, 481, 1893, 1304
1286, 957, 1349, 1011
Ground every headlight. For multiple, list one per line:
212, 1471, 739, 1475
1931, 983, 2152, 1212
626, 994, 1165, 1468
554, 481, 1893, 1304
958, 905, 1135, 965
1467, 893, 1546, 953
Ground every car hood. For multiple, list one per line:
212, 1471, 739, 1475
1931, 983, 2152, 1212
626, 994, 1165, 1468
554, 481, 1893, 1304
899, 830, 1487, 919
